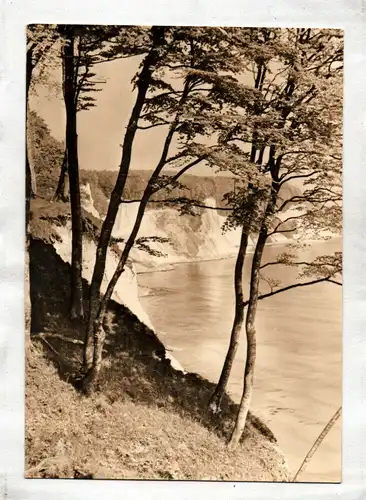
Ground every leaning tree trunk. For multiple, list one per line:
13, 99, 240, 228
81, 72, 193, 394
82, 125, 178, 391
26, 139, 37, 201
25, 145, 32, 351
81, 186, 154, 393
208, 62, 266, 387
228, 161, 281, 449
209, 225, 249, 412
53, 149, 69, 202
228, 227, 267, 449
292, 406, 342, 482
25, 236, 32, 351
53, 48, 69, 204
63, 27, 84, 320
83, 26, 167, 371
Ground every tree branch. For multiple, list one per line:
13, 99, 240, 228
267, 227, 296, 237
243, 276, 342, 305
280, 171, 320, 184
167, 157, 205, 185
92, 54, 138, 65
260, 259, 340, 271
120, 198, 233, 211
163, 150, 191, 165
279, 150, 341, 161
137, 121, 169, 130
277, 194, 340, 213
292, 406, 342, 482
270, 213, 307, 233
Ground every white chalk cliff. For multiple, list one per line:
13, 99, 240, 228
52, 222, 184, 373
112, 197, 243, 270
112, 196, 298, 271
65, 182, 331, 373
50, 185, 184, 372
80, 182, 299, 272
80, 183, 101, 220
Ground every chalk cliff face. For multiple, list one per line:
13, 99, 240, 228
53, 224, 151, 326
70, 182, 331, 373
111, 197, 297, 270
46, 183, 297, 375
80, 183, 101, 220
52, 222, 184, 373
112, 198, 243, 270
79, 181, 301, 272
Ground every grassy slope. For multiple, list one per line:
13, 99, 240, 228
26, 202, 288, 481
26, 345, 287, 481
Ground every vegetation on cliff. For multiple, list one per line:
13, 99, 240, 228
26, 215, 287, 480
26, 26, 342, 480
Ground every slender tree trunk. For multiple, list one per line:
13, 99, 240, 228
209, 225, 249, 412
25, 139, 33, 352
53, 149, 69, 202
63, 26, 84, 320
81, 74, 193, 393
25, 235, 32, 351
228, 61, 297, 447
83, 26, 167, 370
257, 146, 265, 166
250, 63, 267, 164
25, 146, 32, 227
209, 60, 269, 411
82, 178, 158, 392
228, 162, 281, 449
228, 227, 267, 449
26, 143, 37, 200
25, 126, 32, 351
292, 407, 342, 482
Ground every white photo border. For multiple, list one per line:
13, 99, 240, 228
0, 1, 365, 498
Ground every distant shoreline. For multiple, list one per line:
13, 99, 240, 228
136, 235, 342, 276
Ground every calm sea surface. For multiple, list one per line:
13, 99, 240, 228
138, 238, 342, 482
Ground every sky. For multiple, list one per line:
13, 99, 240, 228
30, 54, 220, 175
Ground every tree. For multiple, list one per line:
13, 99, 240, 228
27, 110, 65, 199
55, 24, 121, 319
59, 24, 85, 320
79, 26, 164, 385
224, 28, 343, 448
208, 29, 280, 410
53, 25, 121, 202
26, 25, 59, 350
52, 41, 69, 203
26, 25, 58, 208
81, 26, 265, 392
292, 406, 342, 481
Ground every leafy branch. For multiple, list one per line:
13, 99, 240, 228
135, 236, 172, 258
120, 197, 233, 212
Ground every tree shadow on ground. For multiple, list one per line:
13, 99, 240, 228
29, 237, 276, 445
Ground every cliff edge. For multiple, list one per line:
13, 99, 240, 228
26, 197, 289, 481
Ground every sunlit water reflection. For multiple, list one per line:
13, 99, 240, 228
138, 238, 342, 482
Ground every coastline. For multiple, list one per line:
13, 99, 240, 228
136, 235, 342, 276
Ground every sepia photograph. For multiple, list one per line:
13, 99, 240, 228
25, 25, 343, 482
